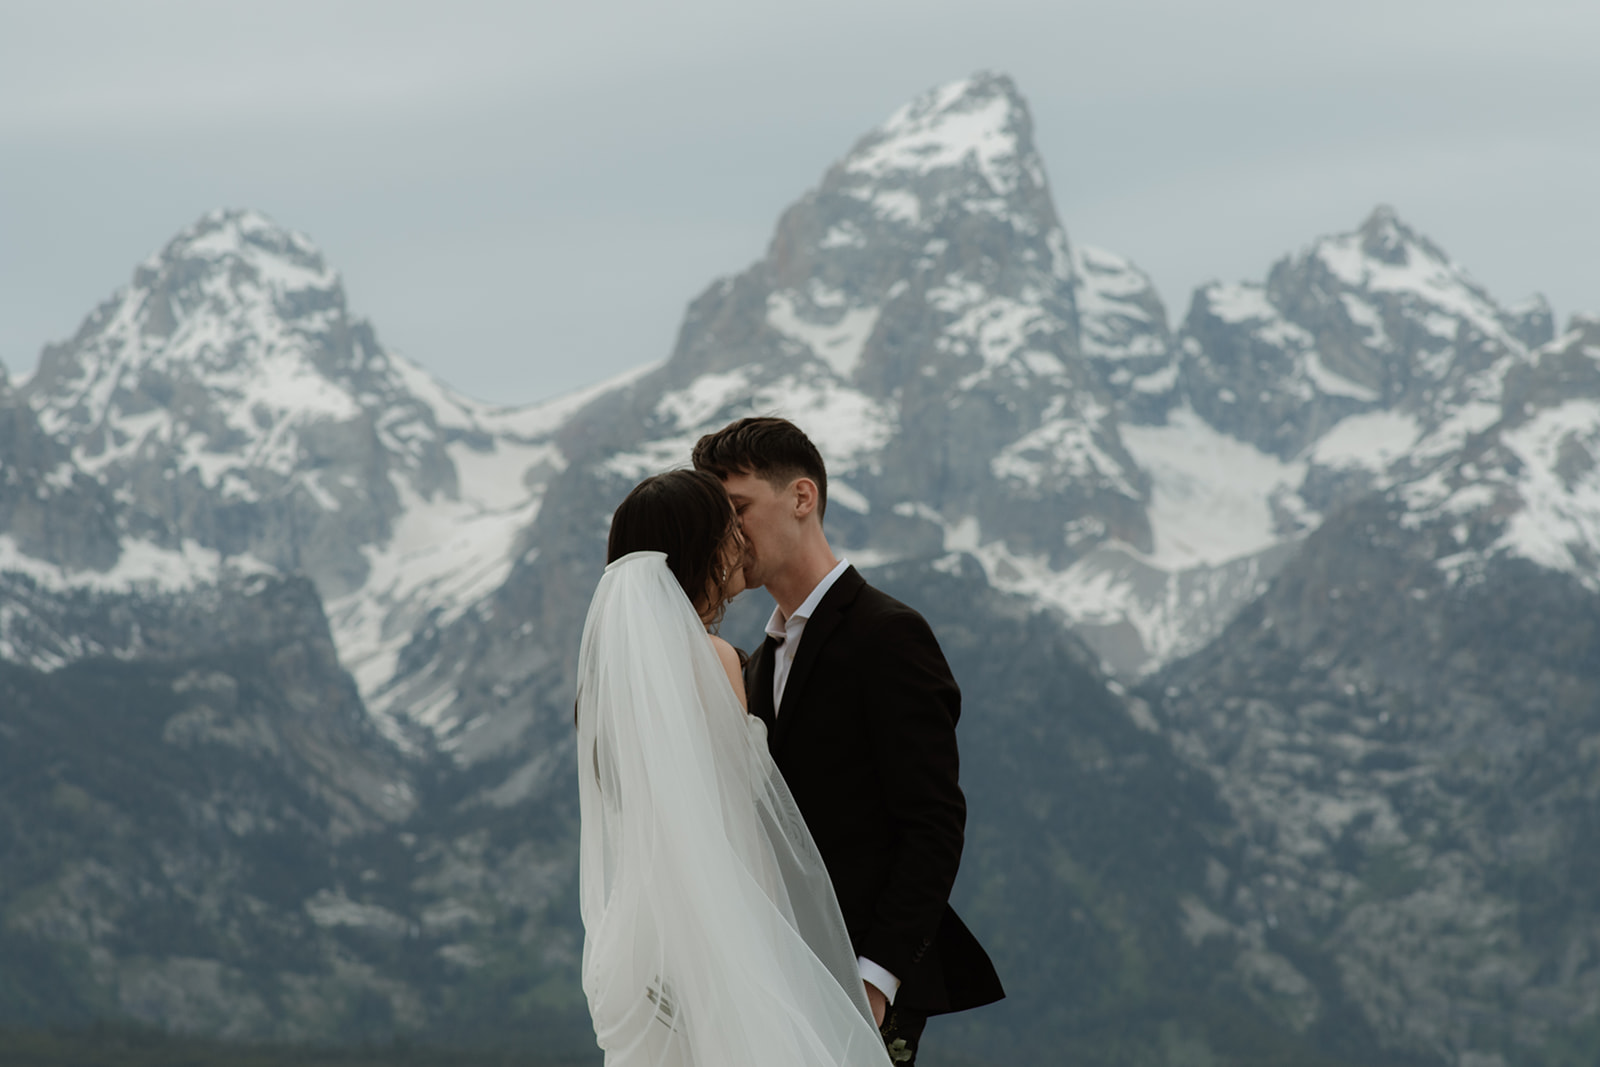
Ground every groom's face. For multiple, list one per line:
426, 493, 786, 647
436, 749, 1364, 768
720, 470, 797, 589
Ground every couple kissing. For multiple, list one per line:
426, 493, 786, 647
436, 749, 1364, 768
575, 416, 1003, 1066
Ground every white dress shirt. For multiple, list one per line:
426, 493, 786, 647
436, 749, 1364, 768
763, 557, 902, 1005
764, 557, 851, 713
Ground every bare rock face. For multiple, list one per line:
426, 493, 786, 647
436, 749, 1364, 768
0, 574, 421, 1035
1152, 492, 1600, 1066
0, 365, 120, 573
1072, 243, 1177, 425
1147, 278, 1600, 1066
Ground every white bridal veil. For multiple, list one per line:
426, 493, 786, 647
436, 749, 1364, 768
576, 551, 890, 1066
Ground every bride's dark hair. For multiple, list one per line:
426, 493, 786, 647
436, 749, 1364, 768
607, 469, 740, 621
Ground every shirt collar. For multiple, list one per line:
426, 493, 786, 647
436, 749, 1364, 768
765, 557, 850, 641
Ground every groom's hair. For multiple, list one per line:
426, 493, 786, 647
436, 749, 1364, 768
692, 417, 828, 520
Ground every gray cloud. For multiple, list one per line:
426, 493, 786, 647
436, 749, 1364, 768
3, 0, 1596, 401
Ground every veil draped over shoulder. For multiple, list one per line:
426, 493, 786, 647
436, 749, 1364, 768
576, 551, 890, 1066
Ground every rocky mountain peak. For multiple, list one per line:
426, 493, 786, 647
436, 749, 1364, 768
745, 71, 1070, 335
630, 73, 1157, 585
1498, 309, 1600, 432
1567, 312, 1600, 348
139, 207, 336, 295
1354, 203, 1430, 266
23, 207, 362, 436
1179, 206, 1544, 461
840, 71, 1042, 202
662, 71, 1091, 407
1291, 205, 1513, 352
1506, 294, 1556, 350
110, 207, 342, 361
820, 70, 1063, 272
11, 208, 468, 600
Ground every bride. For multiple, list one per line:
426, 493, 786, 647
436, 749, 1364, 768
575, 469, 891, 1066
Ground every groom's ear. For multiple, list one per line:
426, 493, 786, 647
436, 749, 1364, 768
791, 476, 821, 521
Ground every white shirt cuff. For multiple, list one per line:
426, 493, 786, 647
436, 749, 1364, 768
857, 956, 901, 1005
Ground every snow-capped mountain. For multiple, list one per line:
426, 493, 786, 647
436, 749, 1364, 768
1184, 206, 1547, 463
643, 70, 1150, 563
1131, 218, 1600, 1066
7, 68, 1594, 803
21, 77, 1573, 719
7, 84, 1586, 703
1394, 312, 1600, 592
4, 209, 603, 741
21, 207, 447, 593
5, 74, 1192, 732
1054, 204, 1571, 675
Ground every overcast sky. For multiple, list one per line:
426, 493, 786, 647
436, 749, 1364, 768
2, 0, 1595, 404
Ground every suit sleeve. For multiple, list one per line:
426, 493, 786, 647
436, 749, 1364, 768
856, 608, 965, 980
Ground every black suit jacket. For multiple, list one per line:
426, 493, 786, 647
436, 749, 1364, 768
747, 566, 1004, 1015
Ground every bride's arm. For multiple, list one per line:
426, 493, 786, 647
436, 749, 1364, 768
707, 634, 748, 711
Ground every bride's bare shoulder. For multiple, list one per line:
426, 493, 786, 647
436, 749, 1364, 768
706, 634, 748, 709
707, 633, 742, 674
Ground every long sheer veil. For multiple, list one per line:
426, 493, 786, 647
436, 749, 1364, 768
576, 551, 890, 1066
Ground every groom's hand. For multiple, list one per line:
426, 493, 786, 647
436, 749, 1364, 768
865, 981, 888, 1027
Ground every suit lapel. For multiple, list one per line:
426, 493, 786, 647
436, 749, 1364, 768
770, 567, 864, 752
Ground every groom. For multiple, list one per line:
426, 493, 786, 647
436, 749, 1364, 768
694, 417, 1003, 1064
